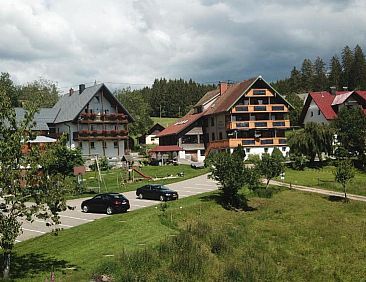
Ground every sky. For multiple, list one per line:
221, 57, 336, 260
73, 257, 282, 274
1, 0, 366, 91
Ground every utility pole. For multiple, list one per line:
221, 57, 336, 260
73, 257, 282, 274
159, 104, 162, 119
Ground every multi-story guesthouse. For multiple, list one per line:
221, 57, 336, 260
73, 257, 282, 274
16, 83, 134, 159
155, 76, 292, 161
300, 88, 366, 124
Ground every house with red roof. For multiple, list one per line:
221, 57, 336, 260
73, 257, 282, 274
154, 75, 293, 161
300, 88, 366, 124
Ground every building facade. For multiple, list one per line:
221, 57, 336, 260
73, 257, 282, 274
16, 83, 134, 159
157, 76, 292, 160
202, 76, 292, 157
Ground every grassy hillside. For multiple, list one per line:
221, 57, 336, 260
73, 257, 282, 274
279, 166, 366, 196
151, 117, 178, 127
6, 188, 366, 281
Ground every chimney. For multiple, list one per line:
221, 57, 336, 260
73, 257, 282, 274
69, 88, 74, 96
219, 81, 228, 95
330, 86, 336, 96
342, 86, 348, 91
79, 84, 86, 94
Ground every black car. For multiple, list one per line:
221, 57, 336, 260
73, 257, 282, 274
136, 184, 178, 201
81, 193, 130, 215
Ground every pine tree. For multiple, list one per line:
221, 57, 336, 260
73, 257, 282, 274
301, 58, 314, 91
341, 45, 354, 89
351, 45, 366, 89
289, 67, 302, 93
313, 57, 328, 91
329, 55, 342, 90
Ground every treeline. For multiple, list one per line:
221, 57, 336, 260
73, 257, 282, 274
131, 78, 215, 118
0, 72, 59, 108
272, 45, 366, 95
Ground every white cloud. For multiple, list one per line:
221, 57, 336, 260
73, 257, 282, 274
0, 0, 365, 91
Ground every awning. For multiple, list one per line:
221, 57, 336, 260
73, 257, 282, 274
28, 136, 57, 143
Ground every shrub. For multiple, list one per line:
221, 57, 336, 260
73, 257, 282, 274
290, 154, 307, 170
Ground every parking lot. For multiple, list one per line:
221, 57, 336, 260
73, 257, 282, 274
16, 173, 217, 242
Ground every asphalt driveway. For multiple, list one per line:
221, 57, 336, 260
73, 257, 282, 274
16, 173, 217, 242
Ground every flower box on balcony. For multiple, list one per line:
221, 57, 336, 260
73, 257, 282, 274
109, 113, 117, 120
117, 114, 126, 120
102, 130, 108, 136
91, 130, 98, 136
79, 130, 89, 137
110, 130, 118, 136
118, 130, 127, 136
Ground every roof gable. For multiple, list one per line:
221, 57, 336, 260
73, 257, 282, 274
53, 84, 134, 123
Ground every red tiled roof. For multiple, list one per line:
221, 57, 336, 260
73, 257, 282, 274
149, 145, 183, 152
156, 111, 204, 137
303, 90, 366, 122
309, 92, 337, 120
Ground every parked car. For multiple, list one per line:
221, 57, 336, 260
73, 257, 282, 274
81, 193, 130, 215
136, 184, 178, 201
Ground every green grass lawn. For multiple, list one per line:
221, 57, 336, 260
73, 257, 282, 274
279, 166, 366, 196
151, 117, 178, 127
74, 164, 208, 199
6, 188, 366, 281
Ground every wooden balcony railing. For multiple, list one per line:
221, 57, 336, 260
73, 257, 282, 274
79, 113, 128, 123
231, 104, 289, 113
73, 130, 128, 140
227, 120, 290, 130
208, 138, 287, 149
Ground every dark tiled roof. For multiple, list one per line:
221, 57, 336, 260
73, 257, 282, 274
204, 78, 257, 115
194, 88, 220, 107
156, 111, 204, 137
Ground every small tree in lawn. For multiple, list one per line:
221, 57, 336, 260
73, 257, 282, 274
257, 153, 284, 188
0, 92, 72, 279
206, 150, 247, 210
334, 160, 355, 201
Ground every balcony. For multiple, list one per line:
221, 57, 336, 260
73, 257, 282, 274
227, 120, 290, 130
231, 104, 288, 113
207, 138, 287, 150
73, 130, 128, 141
79, 113, 128, 123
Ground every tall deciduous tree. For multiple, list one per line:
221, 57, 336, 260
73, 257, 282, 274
115, 87, 153, 137
288, 122, 334, 163
334, 160, 355, 201
256, 153, 284, 188
19, 78, 59, 108
0, 72, 20, 107
206, 150, 248, 210
333, 107, 366, 161
0, 92, 71, 279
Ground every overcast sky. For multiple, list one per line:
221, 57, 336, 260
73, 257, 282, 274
1, 0, 366, 91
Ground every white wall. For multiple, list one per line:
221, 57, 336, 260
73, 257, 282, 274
229, 146, 289, 159
145, 134, 160, 145
303, 99, 328, 124
78, 140, 125, 158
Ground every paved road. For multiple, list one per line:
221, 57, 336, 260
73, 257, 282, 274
16, 174, 217, 242
269, 179, 366, 202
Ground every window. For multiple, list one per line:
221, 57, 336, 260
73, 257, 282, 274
264, 148, 269, 153
282, 147, 286, 152
246, 148, 250, 153
79, 142, 83, 149
318, 109, 321, 115
91, 142, 95, 149
310, 111, 313, 117
211, 117, 215, 126
219, 132, 223, 140
253, 89, 266, 95
212, 133, 215, 141
103, 141, 107, 148
114, 141, 118, 148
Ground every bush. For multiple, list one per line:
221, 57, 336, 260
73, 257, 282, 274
290, 154, 307, 170
89, 157, 111, 171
